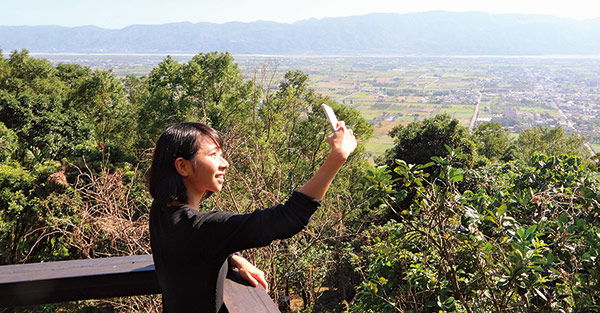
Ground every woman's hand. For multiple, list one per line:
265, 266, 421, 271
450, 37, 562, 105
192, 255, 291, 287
230, 254, 268, 292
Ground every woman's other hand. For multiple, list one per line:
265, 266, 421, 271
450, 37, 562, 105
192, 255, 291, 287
230, 254, 269, 292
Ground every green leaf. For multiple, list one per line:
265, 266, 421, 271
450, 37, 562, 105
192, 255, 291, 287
516, 228, 525, 239
419, 161, 436, 169
483, 242, 493, 252
525, 225, 537, 240
531, 266, 545, 272
448, 168, 463, 182
430, 156, 443, 164
582, 252, 591, 260
497, 204, 507, 216
546, 252, 555, 265
550, 268, 562, 276
558, 211, 569, 224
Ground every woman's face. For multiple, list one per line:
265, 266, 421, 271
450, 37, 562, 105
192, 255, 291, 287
182, 135, 229, 199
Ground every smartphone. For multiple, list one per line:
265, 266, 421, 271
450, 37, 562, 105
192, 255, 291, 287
321, 103, 339, 132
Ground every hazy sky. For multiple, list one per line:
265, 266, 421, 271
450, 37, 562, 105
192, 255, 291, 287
3, 0, 599, 29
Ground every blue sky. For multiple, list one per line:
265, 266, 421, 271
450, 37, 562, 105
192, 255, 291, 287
3, 0, 599, 29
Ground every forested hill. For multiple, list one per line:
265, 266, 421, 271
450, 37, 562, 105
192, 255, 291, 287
2, 11, 600, 55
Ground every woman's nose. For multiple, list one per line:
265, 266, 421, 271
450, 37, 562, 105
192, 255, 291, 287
220, 157, 229, 169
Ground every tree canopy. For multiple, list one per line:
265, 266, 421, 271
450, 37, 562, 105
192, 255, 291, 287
381, 114, 476, 171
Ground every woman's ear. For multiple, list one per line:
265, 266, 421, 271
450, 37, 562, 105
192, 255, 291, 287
174, 157, 189, 176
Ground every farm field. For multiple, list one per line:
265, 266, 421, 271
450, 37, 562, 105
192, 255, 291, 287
236, 56, 600, 157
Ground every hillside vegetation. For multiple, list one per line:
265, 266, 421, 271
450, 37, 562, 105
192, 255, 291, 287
0, 50, 599, 312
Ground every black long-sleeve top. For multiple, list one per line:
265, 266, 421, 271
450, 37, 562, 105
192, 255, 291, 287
149, 191, 320, 313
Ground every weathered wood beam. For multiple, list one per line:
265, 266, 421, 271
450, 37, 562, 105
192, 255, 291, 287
0, 255, 280, 312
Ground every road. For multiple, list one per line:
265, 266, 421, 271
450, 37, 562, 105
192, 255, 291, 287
338, 90, 364, 102
469, 91, 482, 132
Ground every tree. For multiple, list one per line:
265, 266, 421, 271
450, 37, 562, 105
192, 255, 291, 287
516, 125, 585, 159
4, 50, 65, 100
472, 121, 514, 161
0, 89, 94, 163
138, 52, 261, 148
382, 114, 475, 170
63, 67, 136, 150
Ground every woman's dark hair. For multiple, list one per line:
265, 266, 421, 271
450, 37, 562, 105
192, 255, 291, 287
148, 122, 223, 205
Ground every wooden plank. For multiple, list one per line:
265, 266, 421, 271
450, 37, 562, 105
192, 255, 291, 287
0, 255, 155, 282
0, 255, 280, 312
0, 255, 160, 307
224, 270, 281, 313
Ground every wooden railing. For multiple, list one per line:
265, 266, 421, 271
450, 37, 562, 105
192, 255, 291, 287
0, 255, 280, 312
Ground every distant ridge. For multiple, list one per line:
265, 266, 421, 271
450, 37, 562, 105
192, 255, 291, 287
2, 11, 600, 55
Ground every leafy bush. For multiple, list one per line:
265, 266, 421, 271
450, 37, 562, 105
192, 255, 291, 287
352, 152, 600, 312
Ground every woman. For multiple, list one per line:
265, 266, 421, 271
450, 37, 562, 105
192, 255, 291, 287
149, 121, 356, 312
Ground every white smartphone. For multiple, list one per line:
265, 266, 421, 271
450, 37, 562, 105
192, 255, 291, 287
321, 103, 339, 132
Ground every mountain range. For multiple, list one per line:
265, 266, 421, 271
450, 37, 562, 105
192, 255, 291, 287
2, 11, 600, 55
